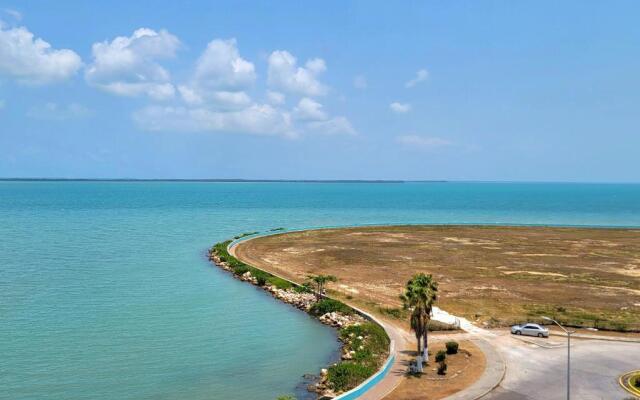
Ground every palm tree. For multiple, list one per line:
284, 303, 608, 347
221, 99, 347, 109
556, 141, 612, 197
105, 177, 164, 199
401, 273, 438, 362
307, 274, 337, 300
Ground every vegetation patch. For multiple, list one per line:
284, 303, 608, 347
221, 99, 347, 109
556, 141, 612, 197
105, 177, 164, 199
310, 298, 353, 316
326, 322, 390, 392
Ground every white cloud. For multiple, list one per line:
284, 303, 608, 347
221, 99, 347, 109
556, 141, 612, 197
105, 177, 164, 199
266, 90, 285, 105
177, 85, 203, 105
292, 97, 327, 121
397, 135, 451, 149
4, 9, 22, 21
390, 102, 411, 114
405, 68, 428, 88
267, 50, 327, 96
26, 102, 92, 120
0, 24, 82, 84
192, 38, 255, 90
85, 28, 180, 100
307, 117, 356, 136
133, 104, 295, 137
210, 91, 252, 109
176, 38, 255, 109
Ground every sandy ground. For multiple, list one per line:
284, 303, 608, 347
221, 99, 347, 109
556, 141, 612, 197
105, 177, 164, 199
384, 337, 486, 400
234, 225, 640, 331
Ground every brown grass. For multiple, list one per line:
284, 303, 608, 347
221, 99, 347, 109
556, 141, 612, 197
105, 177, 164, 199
234, 225, 640, 331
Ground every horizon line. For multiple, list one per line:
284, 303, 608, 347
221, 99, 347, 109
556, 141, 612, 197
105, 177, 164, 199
0, 178, 639, 184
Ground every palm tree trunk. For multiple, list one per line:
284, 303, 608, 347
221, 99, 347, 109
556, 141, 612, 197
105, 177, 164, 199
422, 322, 429, 361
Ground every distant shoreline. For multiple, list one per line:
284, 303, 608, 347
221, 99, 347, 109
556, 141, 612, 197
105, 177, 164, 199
0, 178, 412, 183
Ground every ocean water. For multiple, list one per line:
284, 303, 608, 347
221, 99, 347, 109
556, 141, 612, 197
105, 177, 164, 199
2, 181, 639, 400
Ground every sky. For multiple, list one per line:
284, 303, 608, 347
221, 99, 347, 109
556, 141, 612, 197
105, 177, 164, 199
1, 1, 639, 181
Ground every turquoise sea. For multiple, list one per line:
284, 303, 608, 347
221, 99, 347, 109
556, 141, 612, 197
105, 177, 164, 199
2, 181, 640, 400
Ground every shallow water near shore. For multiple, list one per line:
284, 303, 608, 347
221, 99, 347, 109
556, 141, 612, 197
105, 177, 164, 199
2, 181, 639, 400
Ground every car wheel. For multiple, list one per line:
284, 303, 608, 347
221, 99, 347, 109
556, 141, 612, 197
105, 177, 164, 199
538, 333, 543, 338
516, 331, 521, 335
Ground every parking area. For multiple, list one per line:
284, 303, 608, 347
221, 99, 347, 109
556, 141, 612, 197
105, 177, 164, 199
483, 330, 640, 400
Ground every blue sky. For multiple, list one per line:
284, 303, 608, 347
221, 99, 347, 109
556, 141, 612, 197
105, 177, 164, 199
1, 1, 639, 181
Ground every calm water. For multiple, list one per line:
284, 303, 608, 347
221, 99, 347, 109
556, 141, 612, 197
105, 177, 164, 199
2, 181, 640, 400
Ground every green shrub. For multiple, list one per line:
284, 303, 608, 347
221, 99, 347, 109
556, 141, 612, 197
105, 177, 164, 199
435, 350, 446, 363
327, 362, 375, 392
310, 299, 352, 316
292, 282, 312, 293
437, 360, 447, 375
446, 341, 459, 354
276, 396, 295, 400
232, 264, 249, 276
252, 269, 270, 286
267, 276, 293, 290
339, 322, 390, 366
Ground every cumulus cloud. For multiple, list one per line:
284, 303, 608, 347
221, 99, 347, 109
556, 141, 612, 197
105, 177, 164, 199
177, 38, 255, 109
0, 24, 82, 84
85, 28, 180, 100
192, 38, 255, 90
26, 102, 92, 120
292, 97, 327, 121
405, 68, 428, 88
133, 40, 355, 138
353, 75, 367, 89
397, 135, 451, 149
266, 90, 285, 105
133, 104, 294, 137
307, 116, 357, 136
267, 50, 327, 96
390, 102, 411, 114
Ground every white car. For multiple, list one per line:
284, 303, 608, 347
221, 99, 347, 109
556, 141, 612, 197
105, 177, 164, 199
511, 323, 549, 338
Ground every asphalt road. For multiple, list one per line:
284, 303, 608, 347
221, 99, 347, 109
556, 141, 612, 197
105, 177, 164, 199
483, 333, 640, 400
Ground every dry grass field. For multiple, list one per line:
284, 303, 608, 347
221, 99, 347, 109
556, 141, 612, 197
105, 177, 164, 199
234, 225, 640, 331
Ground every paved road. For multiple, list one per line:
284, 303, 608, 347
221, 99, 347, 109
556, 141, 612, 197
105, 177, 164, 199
484, 332, 640, 400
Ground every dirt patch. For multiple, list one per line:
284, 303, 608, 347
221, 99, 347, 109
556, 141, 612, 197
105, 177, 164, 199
384, 339, 486, 400
234, 225, 640, 331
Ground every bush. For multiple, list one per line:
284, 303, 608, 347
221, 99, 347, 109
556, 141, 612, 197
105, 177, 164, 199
276, 396, 295, 400
446, 341, 459, 354
231, 264, 249, 276
252, 270, 270, 286
309, 299, 353, 316
327, 362, 375, 392
437, 360, 447, 375
435, 350, 447, 363
293, 282, 313, 293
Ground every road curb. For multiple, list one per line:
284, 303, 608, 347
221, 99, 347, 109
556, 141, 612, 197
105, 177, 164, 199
550, 332, 640, 343
619, 370, 640, 398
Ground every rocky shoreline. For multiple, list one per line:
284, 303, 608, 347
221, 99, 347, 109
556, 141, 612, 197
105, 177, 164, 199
209, 250, 367, 398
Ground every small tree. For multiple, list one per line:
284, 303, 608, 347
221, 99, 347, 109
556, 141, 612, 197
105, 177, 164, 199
307, 274, 337, 300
